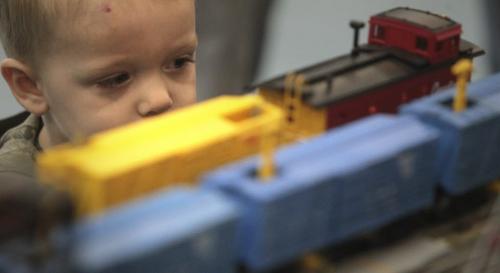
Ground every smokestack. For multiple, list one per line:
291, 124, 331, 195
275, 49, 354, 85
350, 20, 365, 56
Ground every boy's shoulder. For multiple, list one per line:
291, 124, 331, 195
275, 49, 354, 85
0, 114, 42, 178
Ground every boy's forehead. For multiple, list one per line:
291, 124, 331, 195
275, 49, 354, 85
55, 1, 195, 43
52, 0, 195, 28
81, 0, 195, 14
46, 0, 196, 62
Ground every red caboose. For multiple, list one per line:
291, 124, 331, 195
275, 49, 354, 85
255, 7, 484, 141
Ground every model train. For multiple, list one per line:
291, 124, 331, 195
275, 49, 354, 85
36, 6, 486, 218
1, 6, 495, 273
65, 72, 500, 273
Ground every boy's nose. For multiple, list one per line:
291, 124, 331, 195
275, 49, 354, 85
137, 84, 173, 117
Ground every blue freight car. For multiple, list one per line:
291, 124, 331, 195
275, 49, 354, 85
469, 73, 500, 181
401, 73, 500, 194
467, 73, 500, 98
69, 188, 239, 273
203, 114, 439, 271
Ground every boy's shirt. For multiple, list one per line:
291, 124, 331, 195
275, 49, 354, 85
0, 115, 41, 178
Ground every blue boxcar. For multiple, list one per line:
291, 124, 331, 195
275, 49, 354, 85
203, 114, 439, 271
401, 73, 500, 194
467, 73, 500, 98
469, 73, 500, 181
70, 188, 239, 273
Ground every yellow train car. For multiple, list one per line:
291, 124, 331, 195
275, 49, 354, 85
37, 95, 284, 217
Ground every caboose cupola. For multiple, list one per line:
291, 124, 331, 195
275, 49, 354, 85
368, 7, 462, 64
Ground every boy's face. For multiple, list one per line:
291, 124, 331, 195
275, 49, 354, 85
37, 0, 197, 145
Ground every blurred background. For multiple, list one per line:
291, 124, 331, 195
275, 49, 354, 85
0, 0, 497, 119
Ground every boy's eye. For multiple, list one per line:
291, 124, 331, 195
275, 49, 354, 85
97, 73, 131, 89
164, 56, 195, 71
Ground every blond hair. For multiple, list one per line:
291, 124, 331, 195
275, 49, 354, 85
0, 0, 81, 68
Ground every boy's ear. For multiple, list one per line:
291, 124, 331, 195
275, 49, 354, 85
0, 58, 48, 115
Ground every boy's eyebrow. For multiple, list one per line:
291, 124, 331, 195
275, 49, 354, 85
171, 36, 199, 54
78, 59, 135, 77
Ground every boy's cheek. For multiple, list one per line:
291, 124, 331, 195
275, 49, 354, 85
175, 85, 197, 106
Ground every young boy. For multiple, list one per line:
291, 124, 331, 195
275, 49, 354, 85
0, 0, 198, 179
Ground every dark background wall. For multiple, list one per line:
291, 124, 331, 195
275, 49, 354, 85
485, 0, 500, 72
195, 0, 274, 99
